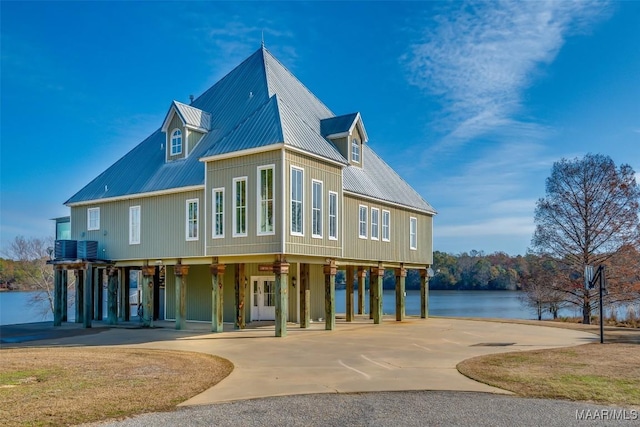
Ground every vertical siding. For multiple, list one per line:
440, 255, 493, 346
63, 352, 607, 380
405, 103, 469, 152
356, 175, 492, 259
187, 130, 204, 155
206, 150, 283, 256
165, 266, 175, 319
350, 127, 364, 167
342, 195, 433, 265
309, 264, 325, 320
331, 136, 349, 161
70, 189, 205, 261
185, 265, 212, 321
167, 114, 186, 161
285, 150, 342, 258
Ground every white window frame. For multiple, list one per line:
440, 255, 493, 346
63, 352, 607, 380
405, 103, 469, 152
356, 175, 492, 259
290, 166, 304, 236
311, 179, 323, 238
382, 210, 390, 242
186, 199, 199, 241
87, 207, 100, 231
351, 138, 360, 163
171, 128, 182, 155
328, 191, 338, 241
410, 217, 417, 250
212, 188, 224, 239
257, 165, 275, 236
371, 207, 379, 241
233, 177, 248, 237
129, 205, 141, 245
358, 205, 368, 239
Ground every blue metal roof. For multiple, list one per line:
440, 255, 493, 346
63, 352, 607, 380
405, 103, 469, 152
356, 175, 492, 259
66, 47, 435, 215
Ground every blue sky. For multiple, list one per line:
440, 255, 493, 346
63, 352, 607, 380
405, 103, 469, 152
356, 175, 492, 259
1, 1, 638, 256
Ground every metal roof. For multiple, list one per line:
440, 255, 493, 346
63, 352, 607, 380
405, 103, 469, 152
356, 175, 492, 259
66, 46, 435, 215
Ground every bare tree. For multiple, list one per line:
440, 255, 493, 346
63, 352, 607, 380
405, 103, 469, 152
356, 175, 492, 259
520, 254, 566, 320
532, 154, 640, 324
4, 236, 55, 318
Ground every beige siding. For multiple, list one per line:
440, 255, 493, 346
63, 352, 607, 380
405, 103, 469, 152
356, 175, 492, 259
343, 195, 433, 265
309, 264, 325, 320
164, 264, 212, 322
349, 126, 364, 167
187, 130, 204, 155
166, 114, 186, 161
285, 150, 342, 258
206, 150, 283, 256
331, 136, 349, 161
70, 189, 205, 261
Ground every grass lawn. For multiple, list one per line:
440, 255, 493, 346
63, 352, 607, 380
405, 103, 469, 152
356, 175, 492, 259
0, 347, 233, 427
458, 342, 640, 407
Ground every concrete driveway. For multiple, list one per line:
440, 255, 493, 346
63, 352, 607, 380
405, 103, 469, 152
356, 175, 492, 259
93, 316, 594, 405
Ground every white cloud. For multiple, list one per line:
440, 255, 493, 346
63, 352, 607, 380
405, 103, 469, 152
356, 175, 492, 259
405, 0, 609, 150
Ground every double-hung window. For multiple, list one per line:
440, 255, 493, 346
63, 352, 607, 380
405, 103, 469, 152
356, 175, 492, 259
371, 208, 379, 240
358, 205, 368, 239
291, 167, 304, 235
312, 180, 322, 238
129, 206, 140, 245
212, 188, 224, 238
328, 191, 338, 240
258, 165, 274, 235
171, 129, 182, 155
352, 138, 360, 163
186, 199, 199, 241
382, 210, 390, 242
233, 177, 247, 237
410, 217, 417, 250
87, 207, 100, 231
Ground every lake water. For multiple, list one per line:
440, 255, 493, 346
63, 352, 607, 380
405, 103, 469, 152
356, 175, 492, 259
1, 289, 636, 326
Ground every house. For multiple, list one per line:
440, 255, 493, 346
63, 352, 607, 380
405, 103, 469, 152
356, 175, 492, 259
53, 46, 437, 336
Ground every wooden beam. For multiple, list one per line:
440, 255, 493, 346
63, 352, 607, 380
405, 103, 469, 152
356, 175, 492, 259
345, 266, 354, 322
274, 259, 289, 337
83, 264, 93, 328
210, 263, 225, 333
324, 260, 337, 330
174, 264, 189, 330
420, 269, 429, 319
395, 265, 406, 321
53, 268, 62, 327
234, 264, 246, 329
75, 270, 83, 324
107, 267, 118, 325
299, 263, 310, 328
141, 266, 155, 327
357, 267, 366, 315
371, 265, 384, 324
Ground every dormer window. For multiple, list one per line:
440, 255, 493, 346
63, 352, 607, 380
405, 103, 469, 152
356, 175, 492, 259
171, 129, 183, 155
352, 138, 360, 163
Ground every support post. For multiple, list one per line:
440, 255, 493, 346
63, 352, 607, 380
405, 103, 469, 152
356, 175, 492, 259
83, 264, 93, 328
53, 268, 63, 327
107, 267, 118, 325
346, 266, 354, 322
371, 264, 384, 324
324, 260, 337, 330
369, 268, 374, 319
75, 270, 84, 323
357, 267, 366, 315
210, 262, 225, 333
121, 267, 130, 321
420, 269, 429, 319
395, 265, 406, 321
93, 268, 103, 321
141, 266, 155, 327
174, 263, 189, 330
234, 264, 246, 329
274, 258, 289, 337
62, 270, 68, 322
300, 263, 310, 328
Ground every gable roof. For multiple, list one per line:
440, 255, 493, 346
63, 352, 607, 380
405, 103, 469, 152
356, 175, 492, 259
65, 47, 435, 215
320, 112, 368, 142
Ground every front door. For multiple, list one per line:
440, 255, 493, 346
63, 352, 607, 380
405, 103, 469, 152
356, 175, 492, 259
251, 277, 276, 321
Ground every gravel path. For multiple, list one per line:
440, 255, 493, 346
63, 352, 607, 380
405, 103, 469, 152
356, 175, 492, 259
96, 391, 638, 427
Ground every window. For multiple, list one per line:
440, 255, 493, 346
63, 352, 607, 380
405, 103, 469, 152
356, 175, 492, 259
328, 191, 338, 240
258, 165, 274, 235
410, 217, 417, 250
186, 199, 199, 241
371, 208, 379, 241
382, 210, 390, 242
358, 205, 367, 239
171, 129, 182, 155
87, 207, 100, 231
129, 206, 141, 245
352, 138, 360, 163
233, 177, 247, 237
213, 188, 224, 238
290, 167, 304, 235
312, 180, 322, 238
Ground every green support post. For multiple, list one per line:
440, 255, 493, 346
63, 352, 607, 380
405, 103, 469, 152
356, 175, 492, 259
53, 268, 62, 327
274, 259, 289, 337
94, 268, 102, 321
324, 260, 337, 330
234, 264, 246, 329
175, 264, 189, 330
83, 264, 93, 328
357, 267, 366, 315
107, 267, 118, 325
211, 263, 225, 332
395, 266, 406, 321
62, 270, 68, 322
346, 266, 354, 322
371, 265, 384, 324
420, 269, 429, 319
141, 266, 155, 327
75, 270, 84, 324
300, 263, 310, 328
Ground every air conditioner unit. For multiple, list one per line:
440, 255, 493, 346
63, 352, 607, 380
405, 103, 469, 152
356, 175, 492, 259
55, 240, 77, 260
78, 241, 98, 260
